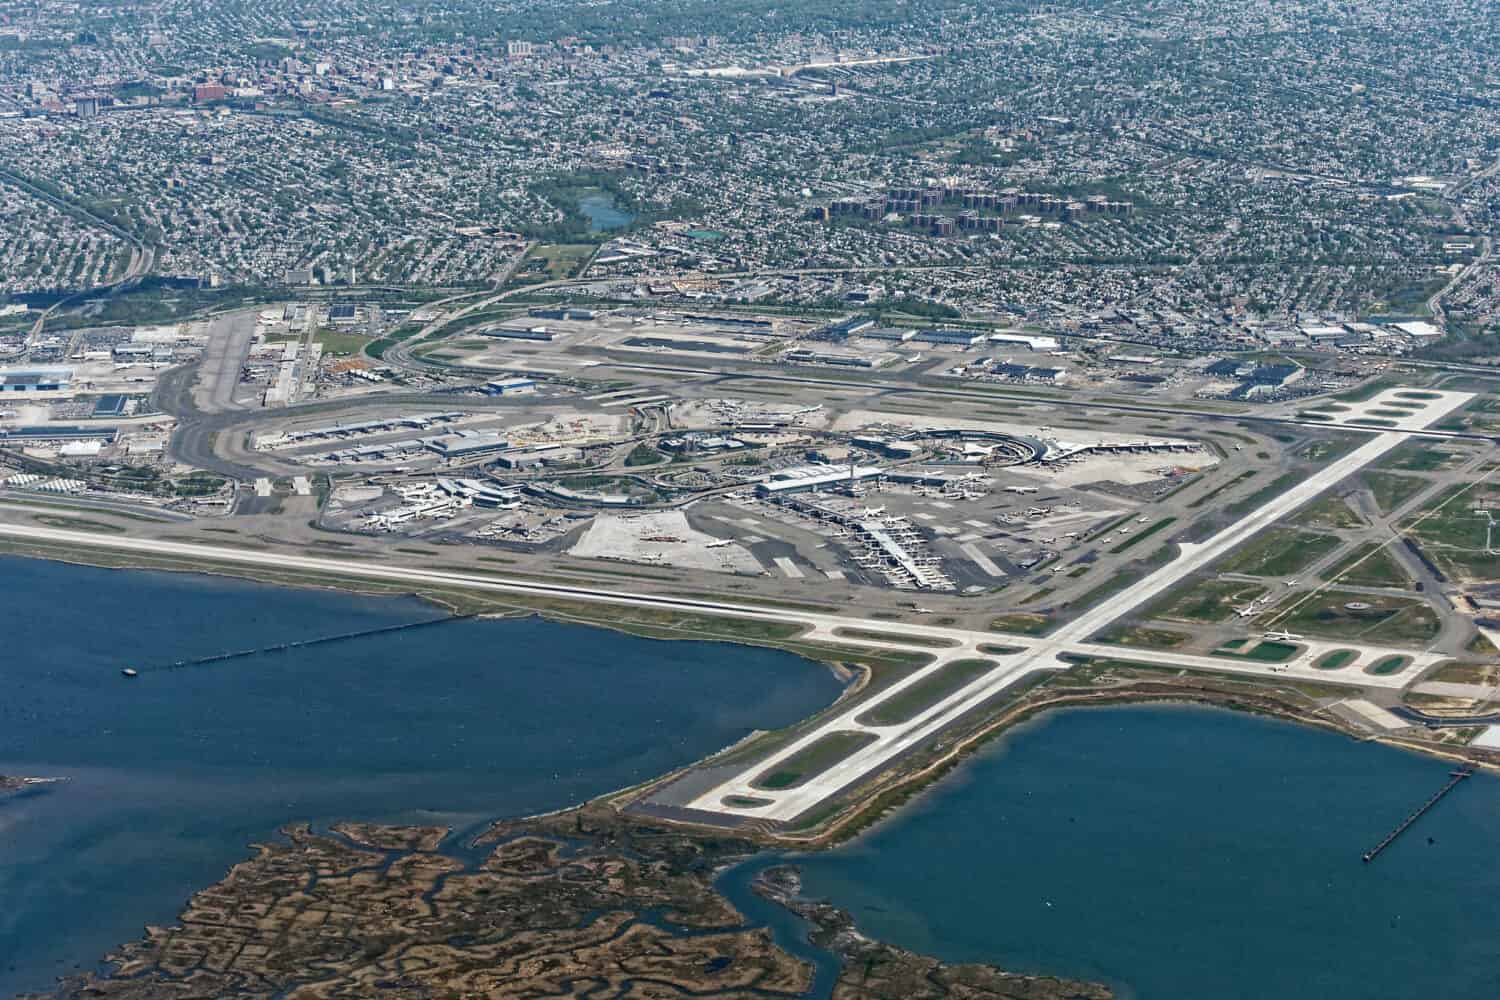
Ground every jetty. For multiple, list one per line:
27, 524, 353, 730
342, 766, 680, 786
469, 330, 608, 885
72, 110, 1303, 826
1362, 767, 1472, 863
131, 615, 475, 676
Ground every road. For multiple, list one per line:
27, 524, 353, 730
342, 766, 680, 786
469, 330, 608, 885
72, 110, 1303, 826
680, 388, 1475, 821
0, 387, 1473, 826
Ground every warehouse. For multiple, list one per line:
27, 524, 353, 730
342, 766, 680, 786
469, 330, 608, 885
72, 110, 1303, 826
0, 367, 72, 393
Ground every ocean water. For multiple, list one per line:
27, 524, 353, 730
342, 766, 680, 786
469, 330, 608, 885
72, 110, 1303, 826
791, 703, 1500, 1000
0, 555, 840, 997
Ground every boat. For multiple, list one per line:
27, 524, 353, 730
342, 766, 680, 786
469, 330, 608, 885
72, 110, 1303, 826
121, 668, 138, 678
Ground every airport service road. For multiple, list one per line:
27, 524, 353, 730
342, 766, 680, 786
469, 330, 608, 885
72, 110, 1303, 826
683, 390, 1475, 822
0, 389, 1474, 825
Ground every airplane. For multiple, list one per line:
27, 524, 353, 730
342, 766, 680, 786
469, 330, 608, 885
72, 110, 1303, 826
1264, 629, 1303, 641
862, 506, 886, 517
1005, 486, 1040, 494
704, 539, 733, 548
1232, 601, 1264, 618
913, 606, 934, 614
1137, 516, 1149, 523
1284, 579, 1299, 587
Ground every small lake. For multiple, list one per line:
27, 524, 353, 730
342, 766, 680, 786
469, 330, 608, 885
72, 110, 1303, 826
579, 190, 635, 232
0, 556, 840, 996
788, 703, 1500, 999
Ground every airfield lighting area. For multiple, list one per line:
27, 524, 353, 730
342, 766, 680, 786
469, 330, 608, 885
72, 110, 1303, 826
3, 301, 1499, 833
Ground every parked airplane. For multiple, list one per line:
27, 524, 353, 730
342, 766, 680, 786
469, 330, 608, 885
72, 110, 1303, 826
1264, 629, 1303, 641
704, 539, 733, 548
1005, 486, 1040, 494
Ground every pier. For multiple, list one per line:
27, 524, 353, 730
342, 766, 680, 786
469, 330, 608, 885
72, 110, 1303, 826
1362, 767, 1473, 863
132, 614, 475, 675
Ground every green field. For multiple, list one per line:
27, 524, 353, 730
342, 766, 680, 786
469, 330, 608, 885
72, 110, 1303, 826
311, 327, 371, 357
505, 243, 596, 287
1314, 649, 1358, 670
1096, 624, 1191, 649
1214, 640, 1300, 662
623, 444, 666, 467
753, 731, 879, 790
1108, 517, 1177, 553
1428, 661, 1500, 686
1214, 529, 1340, 578
1277, 589, 1440, 643
1366, 655, 1410, 675
989, 613, 1053, 636
1323, 542, 1410, 588
1402, 484, 1500, 582
1376, 441, 1467, 472
1292, 496, 1364, 530
856, 659, 995, 727
1363, 472, 1431, 515
1146, 578, 1269, 623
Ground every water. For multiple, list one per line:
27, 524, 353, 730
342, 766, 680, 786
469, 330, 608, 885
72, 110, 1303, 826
0, 556, 840, 997
790, 704, 1500, 999
579, 190, 635, 232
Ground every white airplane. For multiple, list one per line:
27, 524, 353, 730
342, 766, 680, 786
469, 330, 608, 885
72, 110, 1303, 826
1264, 629, 1303, 642
705, 539, 733, 548
1137, 516, 1149, 523
863, 506, 886, 517
1284, 579, 1299, 587
913, 606, 934, 615
1005, 486, 1040, 494
1233, 601, 1264, 618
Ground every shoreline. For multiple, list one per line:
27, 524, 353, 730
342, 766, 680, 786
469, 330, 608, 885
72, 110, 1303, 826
7, 542, 1500, 998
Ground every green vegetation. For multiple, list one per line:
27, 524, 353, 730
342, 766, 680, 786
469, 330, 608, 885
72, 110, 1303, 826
1324, 543, 1410, 588
1187, 470, 1257, 509
1292, 495, 1363, 529
1146, 578, 1269, 623
1214, 640, 1300, 663
1401, 483, 1500, 582
753, 731, 879, 790
1214, 529, 1340, 578
856, 659, 994, 726
1363, 471, 1430, 514
1314, 649, 1358, 670
1377, 442, 1465, 472
171, 473, 227, 497
623, 444, 666, 467
1276, 589, 1440, 643
504, 244, 595, 288
989, 613, 1052, 636
1367, 655, 1410, 675
834, 628, 957, 649
1428, 661, 1500, 686
1096, 625, 1190, 649
32, 514, 125, 533
365, 323, 422, 360
311, 327, 371, 357
1108, 517, 1177, 553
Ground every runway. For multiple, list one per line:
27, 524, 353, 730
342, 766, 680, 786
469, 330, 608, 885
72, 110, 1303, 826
0, 388, 1474, 826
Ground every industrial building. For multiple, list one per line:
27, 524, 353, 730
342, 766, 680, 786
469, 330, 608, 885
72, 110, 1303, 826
483, 377, 537, 395
756, 463, 886, 496
426, 431, 511, 458
0, 367, 72, 393
480, 326, 558, 342
915, 328, 988, 346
